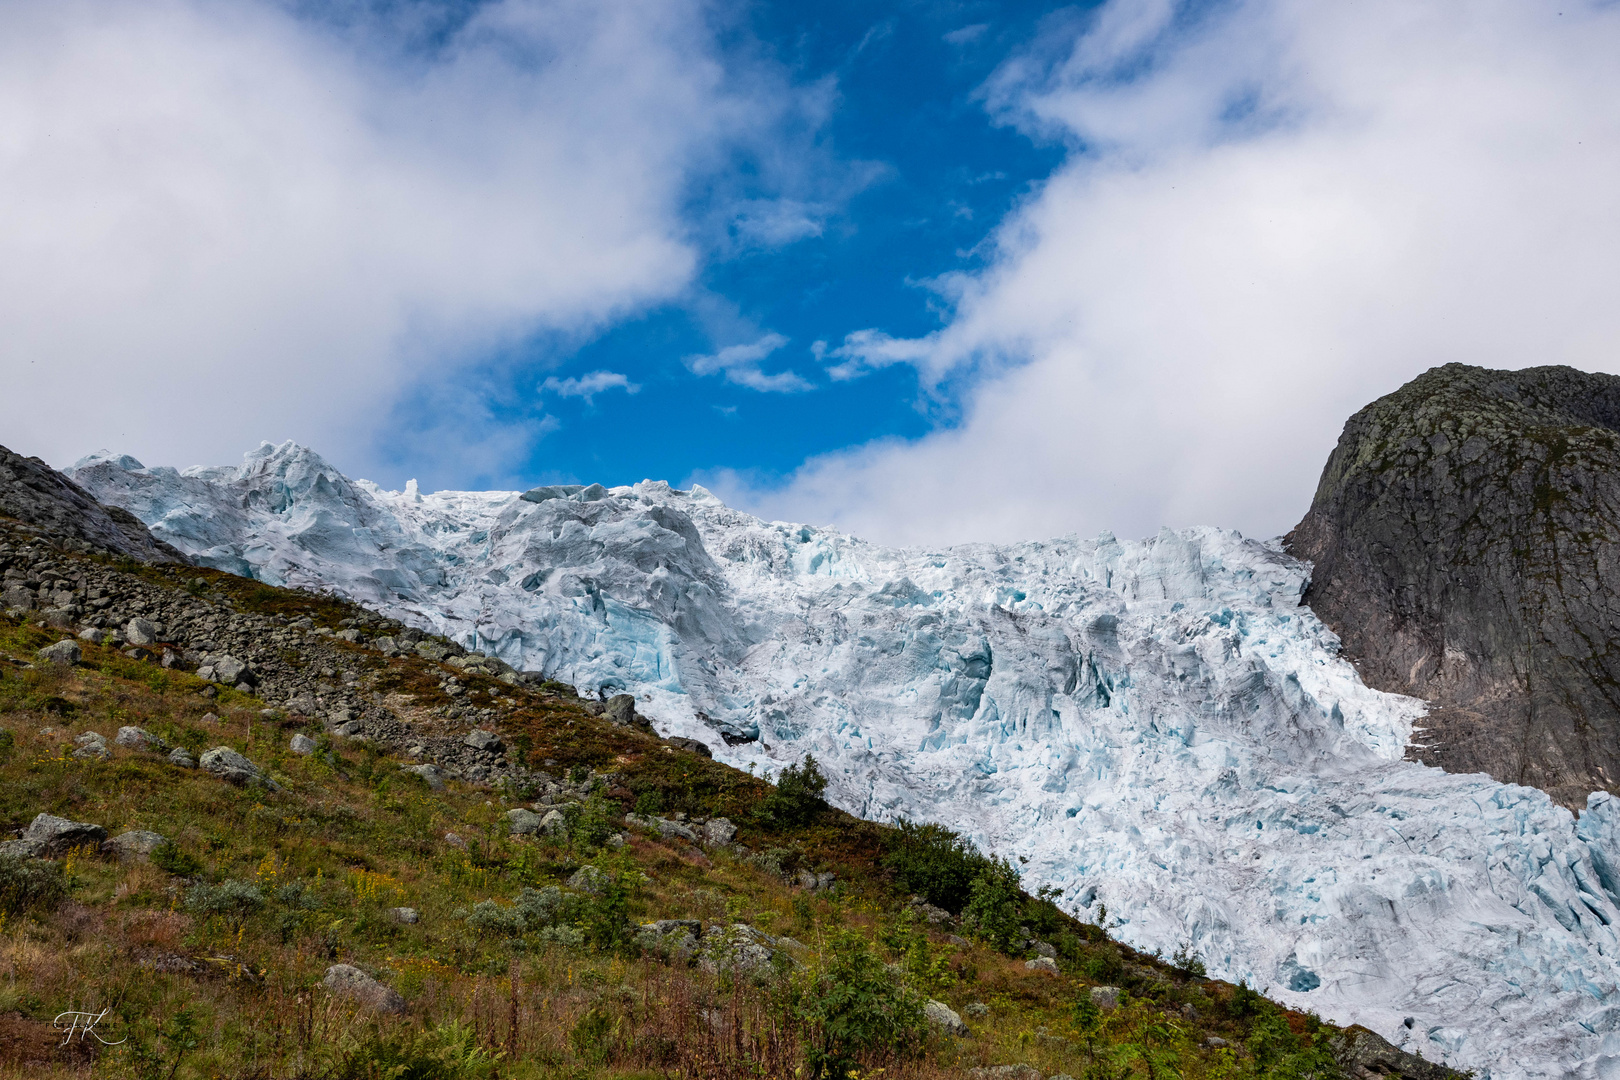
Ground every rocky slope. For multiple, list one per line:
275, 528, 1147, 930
1288, 363, 1620, 809
64, 438, 1620, 1077
0, 443, 186, 564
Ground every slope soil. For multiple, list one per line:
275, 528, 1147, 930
1288, 363, 1620, 809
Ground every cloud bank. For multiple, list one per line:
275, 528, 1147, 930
726, 0, 1620, 546
0, 0, 776, 479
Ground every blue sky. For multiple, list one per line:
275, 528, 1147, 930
5, 0, 1620, 544
388, 0, 1075, 492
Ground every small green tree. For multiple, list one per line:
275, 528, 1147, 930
795, 930, 926, 1080
961, 856, 1024, 951
882, 819, 991, 912
756, 754, 828, 828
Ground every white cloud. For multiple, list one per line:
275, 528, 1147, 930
686, 332, 812, 392
541, 370, 639, 403
726, 0, 1620, 546
0, 0, 784, 476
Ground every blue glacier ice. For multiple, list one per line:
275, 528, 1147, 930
70, 442, 1620, 1078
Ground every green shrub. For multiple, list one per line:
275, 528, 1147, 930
882, 819, 990, 913
185, 879, 265, 916
465, 899, 527, 939
960, 856, 1024, 951
794, 929, 926, 1080
151, 841, 203, 877
0, 854, 66, 915
0, 727, 14, 761
756, 754, 828, 829
335, 1020, 500, 1080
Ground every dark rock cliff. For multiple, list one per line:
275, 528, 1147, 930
0, 443, 187, 564
1288, 363, 1620, 807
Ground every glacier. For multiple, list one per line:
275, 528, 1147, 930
70, 440, 1620, 1078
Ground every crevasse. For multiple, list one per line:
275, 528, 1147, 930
70, 442, 1620, 1078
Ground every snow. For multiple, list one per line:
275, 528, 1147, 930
70, 441, 1620, 1078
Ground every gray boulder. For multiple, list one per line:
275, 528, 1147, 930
289, 734, 316, 755
72, 731, 109, 760
506, 808, 543, 835
604, 694, 638, 727
924, 999, 968, 1036
403, 763, 445, 790
23, 812, 107, 855
200, 746, 267, 786
2, 586, 34, 611
322, 964, 405, 1014
108, 830, 168, 861
115, 726, 163, 751
967, 1067, 1042, 1080
704, 817, 738, 845
168, 747, 196, 769
462, 729, 502, 753
567, 865, 609, 894
77, 628, 106, 644
667, 736, 712, 758
389, 907, 420, 925
211, 655, 252, 686
1024, 956, 1059, 973
539, 809, 568, 836
36, 639, 81, 666
1089, 985, 1121, 1011
124, 618, 159, 646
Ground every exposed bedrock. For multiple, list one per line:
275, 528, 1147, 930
1288, 362, 1620, 807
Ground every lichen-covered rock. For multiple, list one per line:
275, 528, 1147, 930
200, 746, 267, 786
322, 964, 405, 1015
1024, 956, 1058, 973
36, 639, 81, 666
1089, 986, 1120, 1010
22, 812, 107, 855
1329, 1025, 1456, 1080
1289, 363, 1620, 807
289, 734, 316, 755
703, 817, 737, 845
924, 999, 968, 1036
506, 808, 542, 835
108, 830, 167, 861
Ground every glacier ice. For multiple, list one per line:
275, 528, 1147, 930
70, 442, 1620, 1078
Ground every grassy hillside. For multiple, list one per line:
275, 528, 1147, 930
0, 519, 1421, 1079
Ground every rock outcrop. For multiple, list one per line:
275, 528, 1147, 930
0, 444, 187, 563
1289, 363, 1620, 806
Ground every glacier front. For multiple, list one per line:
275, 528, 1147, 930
71, 442, 1620, 1078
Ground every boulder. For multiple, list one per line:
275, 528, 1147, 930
403, 763, 445, 791
967, 1067, 1042, 1080
667, 736, 712, 758
289, 734, 316, 755
704, 817, 738, 845
108, 830, 168, 861
603, 694, 638, 727
1024, 956, 1059, 974
23, 812, 107, 855
506, 808, 543, 835
168, 747, 196, 769
124, 618, 159, 646
211, 655, 252, 686
1328, 1026, 1456, 1080
567, 865, 609, 894
76, 628, 106, 644
322, 964, 406, 1015
72, 731, 109, 760
1, 585, 34, 611
114, 726, 163, 751
1089, 986, 1121, 1011
924, 999, 968, 1036
389, 907, 420, 925
462, 729, 502, 753
36, 639, 81, 666
539, 809, 569, 837
200, 746, 267, 786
